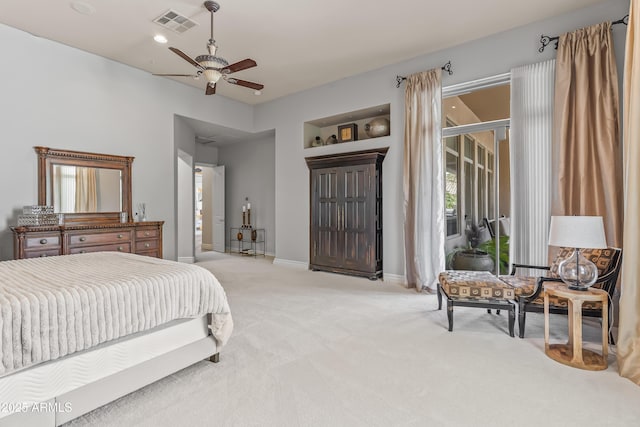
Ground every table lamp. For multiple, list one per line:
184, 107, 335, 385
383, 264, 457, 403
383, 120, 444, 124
548, 216, 607, 291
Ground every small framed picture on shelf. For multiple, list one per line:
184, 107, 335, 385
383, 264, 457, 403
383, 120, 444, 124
337, 123, 358, 142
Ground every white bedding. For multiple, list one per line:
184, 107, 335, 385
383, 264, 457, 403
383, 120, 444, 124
0, 252, 233, 377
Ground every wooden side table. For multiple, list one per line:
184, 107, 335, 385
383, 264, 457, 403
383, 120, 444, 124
543, 282, 608, 370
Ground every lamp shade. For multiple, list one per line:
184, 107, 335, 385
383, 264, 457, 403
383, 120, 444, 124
548, 216, 607, 248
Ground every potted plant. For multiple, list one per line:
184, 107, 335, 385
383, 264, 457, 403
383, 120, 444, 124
478, 236, 510, 274
448, 219, 494, 271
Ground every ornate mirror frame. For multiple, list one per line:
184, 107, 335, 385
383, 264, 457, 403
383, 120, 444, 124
35, 146, 134, 225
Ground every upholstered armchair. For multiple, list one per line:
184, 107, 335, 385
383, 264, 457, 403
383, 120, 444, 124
499, 247, 622, 340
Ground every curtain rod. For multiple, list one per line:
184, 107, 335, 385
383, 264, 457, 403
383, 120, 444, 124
538, 14, 629, 53
396, 61, 453, 88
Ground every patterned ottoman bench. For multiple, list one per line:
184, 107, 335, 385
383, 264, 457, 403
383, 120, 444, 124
438, 270, 516, 337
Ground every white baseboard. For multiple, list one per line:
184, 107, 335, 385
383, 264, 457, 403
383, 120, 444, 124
383, 273, 407, 286
201, 243, 213, 251
273, 258, 308, 269
178, 256, 195, 264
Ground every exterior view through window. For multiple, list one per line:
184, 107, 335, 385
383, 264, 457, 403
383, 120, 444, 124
443, 83, 510, 274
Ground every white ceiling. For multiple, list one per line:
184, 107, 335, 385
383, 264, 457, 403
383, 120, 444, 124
1, 0, 606, 106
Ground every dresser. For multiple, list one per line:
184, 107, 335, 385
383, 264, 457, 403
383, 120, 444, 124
12, 221, 164, 260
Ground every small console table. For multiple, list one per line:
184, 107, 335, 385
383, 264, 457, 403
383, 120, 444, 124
543, 282, 609, 371
229, 227, 266, 257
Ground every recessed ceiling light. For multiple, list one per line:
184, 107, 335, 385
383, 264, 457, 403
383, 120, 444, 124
451, 105, 457, 109
154, 34, 168, 44
70, 1, 96, 15
254, 90, 262, 96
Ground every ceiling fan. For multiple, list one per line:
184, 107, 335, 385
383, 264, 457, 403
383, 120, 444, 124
153, 1, 263, 95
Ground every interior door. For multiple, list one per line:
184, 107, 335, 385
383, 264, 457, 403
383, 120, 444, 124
212, 165, 225, 253
311, 167, 340, 267
341, 164, 373, 271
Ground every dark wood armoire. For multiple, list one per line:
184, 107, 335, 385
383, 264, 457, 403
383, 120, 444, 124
305, 148, 387, 279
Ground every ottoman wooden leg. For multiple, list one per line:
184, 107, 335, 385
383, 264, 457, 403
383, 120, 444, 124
508, 305, 515, 337
518, 301, 526, 338
447, 300, 454, 331
437, 284, 443, 310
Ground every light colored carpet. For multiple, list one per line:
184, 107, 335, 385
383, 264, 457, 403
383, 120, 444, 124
68, 254, 640, 427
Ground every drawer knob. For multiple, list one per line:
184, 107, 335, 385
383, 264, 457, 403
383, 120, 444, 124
118, 234, 124, 239
39, 254, 48, 257
144, 232, 150, 236
144, 243, 150, 248
118, 246, 124, 251
40, 239, 48, 245
79, 237, 86, 242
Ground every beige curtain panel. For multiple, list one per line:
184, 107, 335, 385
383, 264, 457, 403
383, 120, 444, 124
75, 167, 98, 213
618, 0, 640, 386
403, 69, 445, 291
552, 22, 623, 248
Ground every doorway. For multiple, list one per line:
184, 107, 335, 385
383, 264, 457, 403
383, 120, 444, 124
195, 164, 225, 258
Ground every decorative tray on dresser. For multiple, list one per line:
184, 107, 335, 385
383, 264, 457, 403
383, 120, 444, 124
12, 221, 164, 260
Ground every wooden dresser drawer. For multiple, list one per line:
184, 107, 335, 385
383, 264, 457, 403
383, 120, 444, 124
136, 228, 158, 239
25, 235, 60, 249
136, 239, 158, 252
24, 249, 62, 259
69, 243, 131, 255
136, 250, 159, 258
69, 230, 133, 246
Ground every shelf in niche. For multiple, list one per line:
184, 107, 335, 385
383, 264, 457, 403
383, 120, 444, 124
303, 103, 390, 149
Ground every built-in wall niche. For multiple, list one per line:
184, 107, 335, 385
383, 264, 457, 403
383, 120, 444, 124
303, 104, 391, 149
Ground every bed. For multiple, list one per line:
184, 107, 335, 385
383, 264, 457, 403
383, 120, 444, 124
0, 252, 233, 426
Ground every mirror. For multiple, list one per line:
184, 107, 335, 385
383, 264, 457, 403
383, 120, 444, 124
36, 146, 133, 224
51, 165, 123, 213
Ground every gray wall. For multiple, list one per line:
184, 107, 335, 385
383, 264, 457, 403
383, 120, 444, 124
217, 136, 276, 255
253, 0, 629, 278
0, 23, 254, 261
195, 144, 219, 165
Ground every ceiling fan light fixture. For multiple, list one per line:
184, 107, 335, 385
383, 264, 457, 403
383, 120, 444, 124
195, 54, 229, 69
203, 69, 222, 83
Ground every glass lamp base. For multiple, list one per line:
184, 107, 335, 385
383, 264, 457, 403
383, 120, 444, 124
567, 283, 591, 291
558, 248, 598, 290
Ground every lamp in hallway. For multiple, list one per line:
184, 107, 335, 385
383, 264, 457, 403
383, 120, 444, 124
548, 216, 607, 290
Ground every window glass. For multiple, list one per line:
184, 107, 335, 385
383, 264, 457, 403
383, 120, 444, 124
464, 161, 474, 223
478, 146, 485, 167
442, 85, 510, 126
446, 136, 459, 152
445, 152, 460, 236
464, 136, 475, 161
478, 171, 486, 221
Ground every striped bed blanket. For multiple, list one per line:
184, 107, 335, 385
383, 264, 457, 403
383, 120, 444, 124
0, 252, 233, 377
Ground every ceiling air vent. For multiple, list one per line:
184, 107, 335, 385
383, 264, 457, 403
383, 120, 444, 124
153, 10, 198, 34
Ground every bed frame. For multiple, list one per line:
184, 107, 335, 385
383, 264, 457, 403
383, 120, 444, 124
0, 315, 219, 426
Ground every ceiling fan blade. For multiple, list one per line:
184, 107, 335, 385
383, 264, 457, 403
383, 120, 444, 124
169, 47, 202, 69
206, 84, 216, 95
153, 73, 198, 77
228, 79, 264, 91
224, 59, 257, 74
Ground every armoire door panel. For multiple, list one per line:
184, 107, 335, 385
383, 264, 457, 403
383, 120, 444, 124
312, 169, 339, 266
